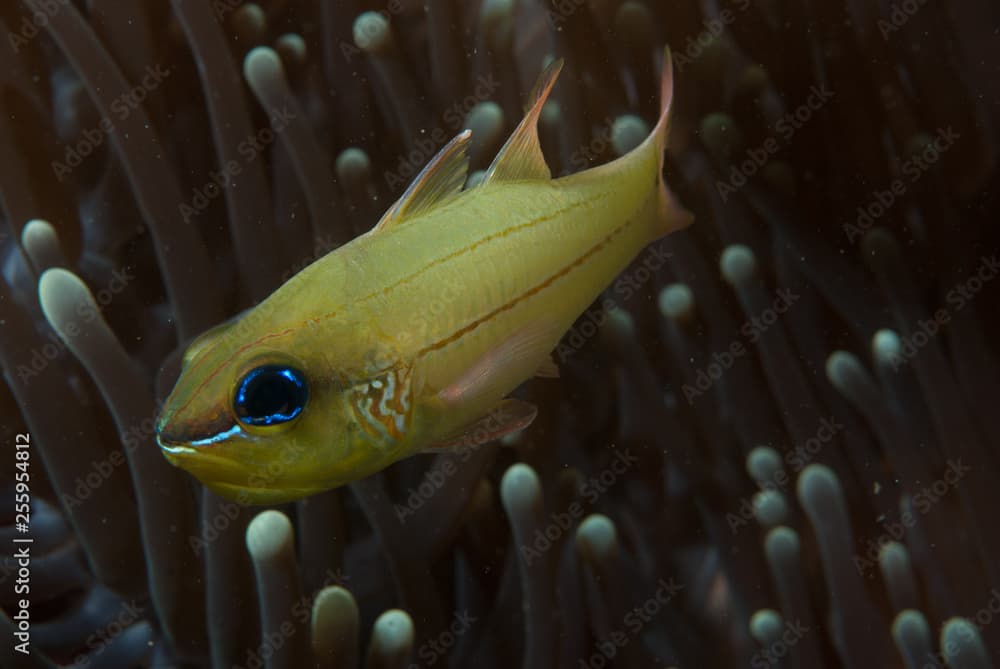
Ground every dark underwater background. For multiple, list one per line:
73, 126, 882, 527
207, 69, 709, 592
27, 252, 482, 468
1, 0, 999, 667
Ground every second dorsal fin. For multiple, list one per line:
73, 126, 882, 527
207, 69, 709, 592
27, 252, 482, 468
483, 58, 563, 184
373, 129, 472, 232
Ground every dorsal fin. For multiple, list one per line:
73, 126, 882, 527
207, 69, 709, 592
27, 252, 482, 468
483, 58, 563, 184
373, 129, 472, 232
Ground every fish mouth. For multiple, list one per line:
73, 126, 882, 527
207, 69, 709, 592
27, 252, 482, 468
156, 413, 244, 450
157, 440, 238, 472
156, 429, 194, 454
156, 422, 248, 477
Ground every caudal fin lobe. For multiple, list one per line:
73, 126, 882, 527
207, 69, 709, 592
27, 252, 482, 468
649, 47, 693, 236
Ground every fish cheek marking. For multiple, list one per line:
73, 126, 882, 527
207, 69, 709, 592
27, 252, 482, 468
347, 366, 413, 447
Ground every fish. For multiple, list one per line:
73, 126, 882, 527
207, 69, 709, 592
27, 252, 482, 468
155, 47, 691, 504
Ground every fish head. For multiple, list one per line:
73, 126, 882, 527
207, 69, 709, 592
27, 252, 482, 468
155, 306, 408, 504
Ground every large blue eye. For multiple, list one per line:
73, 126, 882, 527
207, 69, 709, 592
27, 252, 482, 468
234, 365, 308, 426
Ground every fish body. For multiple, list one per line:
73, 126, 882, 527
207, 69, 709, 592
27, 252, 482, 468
156, 48, 690, 503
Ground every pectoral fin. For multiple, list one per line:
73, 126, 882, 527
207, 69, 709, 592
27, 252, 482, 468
423, 398, 537, 451
437, 319, 563, 407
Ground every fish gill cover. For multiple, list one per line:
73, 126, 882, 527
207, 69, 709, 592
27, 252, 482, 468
0, 0, 999, 668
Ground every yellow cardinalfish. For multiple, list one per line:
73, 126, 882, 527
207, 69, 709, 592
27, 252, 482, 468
156, 47, 691, 503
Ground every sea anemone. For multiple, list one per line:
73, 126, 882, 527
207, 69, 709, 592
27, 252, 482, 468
1, 0, 998, 668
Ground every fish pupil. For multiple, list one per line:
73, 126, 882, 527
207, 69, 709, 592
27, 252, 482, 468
235, 365, 308, 426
